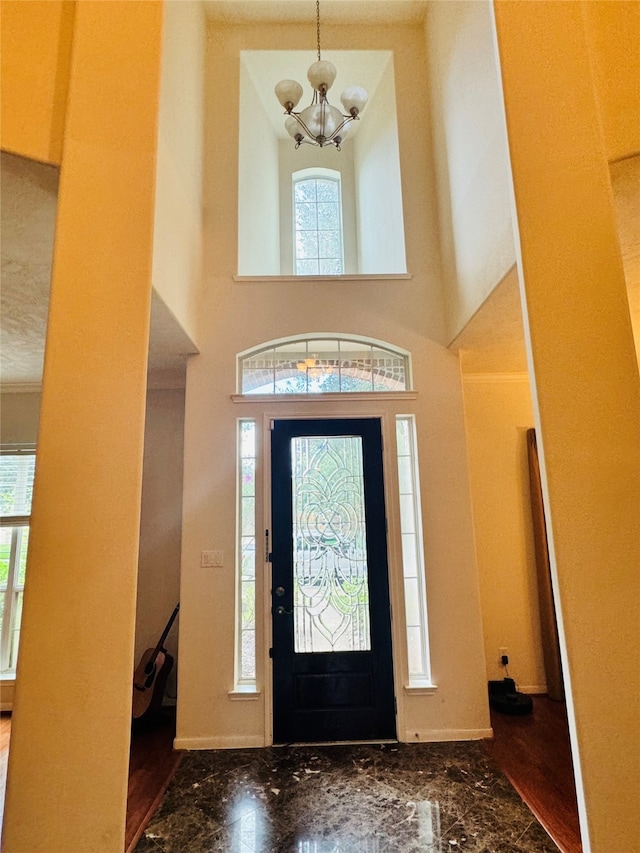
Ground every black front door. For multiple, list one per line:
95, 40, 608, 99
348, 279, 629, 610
271, 418, 396, 743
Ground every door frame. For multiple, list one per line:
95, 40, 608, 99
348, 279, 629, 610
261, 409, 408, 745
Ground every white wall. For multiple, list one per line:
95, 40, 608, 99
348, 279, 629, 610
354, 54, 406, 275
238, 57, 281, 275
425, 0, 515, 342
152, 0, 205, 343
175, 19, 489, 749
462, 375, 547, 692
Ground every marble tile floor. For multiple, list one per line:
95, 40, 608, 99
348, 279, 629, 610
135, 741, 559, 853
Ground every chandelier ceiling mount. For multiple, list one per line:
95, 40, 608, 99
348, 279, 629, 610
274, 1, 368, 150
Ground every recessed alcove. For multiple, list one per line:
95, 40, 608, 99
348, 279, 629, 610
238, 50, 407, 276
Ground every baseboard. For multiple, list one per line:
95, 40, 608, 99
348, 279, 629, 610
518, 685, 547, 695
174, 734, 266, 750
0, 678, 15, 712
400, 727, 494, 743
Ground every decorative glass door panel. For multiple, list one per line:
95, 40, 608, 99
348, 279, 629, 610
271, 418, 396, 744
292, 436, 371, 654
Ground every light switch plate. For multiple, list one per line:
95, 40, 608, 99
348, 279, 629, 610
201, 549, 224, 567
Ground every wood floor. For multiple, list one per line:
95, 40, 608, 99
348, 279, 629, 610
1, 697, 582, 852
0, 710, 180, 853
484, 694, 583, 853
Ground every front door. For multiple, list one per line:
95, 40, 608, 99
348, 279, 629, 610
271, 418, 396, 743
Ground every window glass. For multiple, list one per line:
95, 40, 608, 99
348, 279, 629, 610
237, 421, 257, 685
239, 337, 410, 395
395, 417, 432, 685
294, 176, 343, 276
0, 453, 36, 673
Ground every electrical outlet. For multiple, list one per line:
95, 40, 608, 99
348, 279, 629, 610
499, 647, 509, 665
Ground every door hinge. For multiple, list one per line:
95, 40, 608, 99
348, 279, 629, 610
269, 647, 274, 659
394, 696, 397, 714
269, 419, 275, 430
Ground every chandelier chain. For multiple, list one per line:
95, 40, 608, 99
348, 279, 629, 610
316, 0, 321, 61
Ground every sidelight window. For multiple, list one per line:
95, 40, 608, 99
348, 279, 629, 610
396, 416, 432, 686
236, 420, 257, 687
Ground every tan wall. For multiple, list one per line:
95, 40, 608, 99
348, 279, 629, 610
175, 18, 489, 749
135, 388, 185, 705
493, 2, 640, 848
425, 0, 515, 343
152, 0, 205, 344
0, 0, 74, 165
2, 2, 164, 850
583, 0, 640, 163
462, 375, 547, 691
0, 392, 41, 446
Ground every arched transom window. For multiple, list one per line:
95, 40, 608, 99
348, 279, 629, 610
238, 336, 410, 395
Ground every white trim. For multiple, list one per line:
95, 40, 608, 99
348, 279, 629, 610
233, 274, 412, 283
233, 392, 418, 404
174, 735, 266, 750
403, 683, 438, 695
228, 689, 261, 700
400, 728, 494, 743
0, 384, 42, 394
462, 372, 530, 384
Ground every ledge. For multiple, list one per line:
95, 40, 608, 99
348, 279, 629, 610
232, 391, 418, 404
403, 682, 438, 696
228, 688, 261, 700
233, 273, 412, 283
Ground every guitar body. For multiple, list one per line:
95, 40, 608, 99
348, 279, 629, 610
132, 603, 179, 722
132, 647, 174, 720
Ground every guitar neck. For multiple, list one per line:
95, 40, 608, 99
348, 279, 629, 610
150, 603, 180, 662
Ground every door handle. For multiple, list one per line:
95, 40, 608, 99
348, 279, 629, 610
275, 605, 293, 615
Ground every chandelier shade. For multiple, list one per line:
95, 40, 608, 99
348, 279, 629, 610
275, 1, 368, 150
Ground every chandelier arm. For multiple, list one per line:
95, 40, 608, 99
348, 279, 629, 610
288, 113, 316, 140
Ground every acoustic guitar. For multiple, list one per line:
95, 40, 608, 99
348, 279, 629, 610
132, 603, 179, 721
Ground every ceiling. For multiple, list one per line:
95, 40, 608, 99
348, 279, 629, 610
0, 151, 197, 387
203, 1, 430, 26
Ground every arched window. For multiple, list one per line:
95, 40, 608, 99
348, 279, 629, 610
293, 169, 343, 276
238, 335, 411, 394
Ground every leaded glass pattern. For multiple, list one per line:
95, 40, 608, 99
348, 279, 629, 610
237, 421, 256, 684
239, 337, 409, 394
294, 177, 343, 276
291, 436, 371, 654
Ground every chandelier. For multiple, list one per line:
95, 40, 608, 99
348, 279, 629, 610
274, 1, 368, 150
